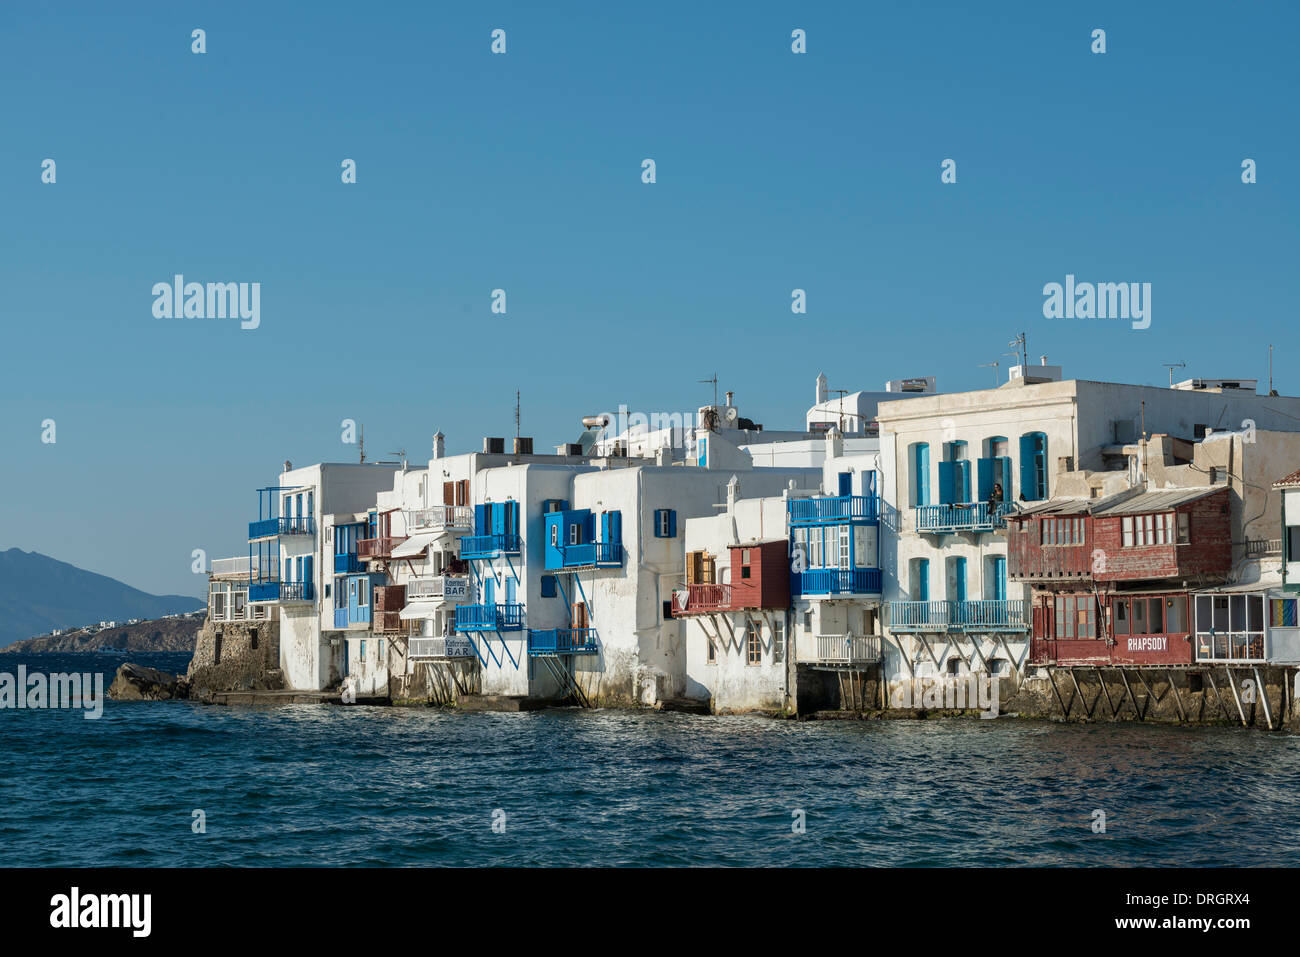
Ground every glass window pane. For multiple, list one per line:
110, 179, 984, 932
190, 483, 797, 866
1115, 600, 1129, 635
1133, 598, 1148, 634
1148, 598, 1163, 633
1249, 595, 1264, 633
1167, 597, 1187, 633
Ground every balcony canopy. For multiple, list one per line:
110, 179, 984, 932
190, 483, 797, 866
391, 533, 436, 558
399, 600, 440, 620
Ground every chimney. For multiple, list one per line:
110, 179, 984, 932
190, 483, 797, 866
655, 446, 671, 467
432, 432, 445, 459
816, 372, 828, 405
825, 425, 843, 460
725, 390, 734, 406
283, 460, 292, 473
727, 475, 740, 512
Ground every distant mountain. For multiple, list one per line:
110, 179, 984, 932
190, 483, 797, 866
2, 613, 203, 654
0, 548, 204, 648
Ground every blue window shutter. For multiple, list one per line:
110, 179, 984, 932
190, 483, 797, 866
541, 575, 556, 598
993, 557, 1007, 600
612, 510, 622, 543
938, 462, 956, 505
668, 510, 677, 537
915, 444, 930, 505
954, 558, 967, 602
838, 472, 852, 496
474, 504, 487, 533
1020, 434, 1046, 501
977, 458, 994, 502
997, 456, 1013, 498
917, 559, 929, 601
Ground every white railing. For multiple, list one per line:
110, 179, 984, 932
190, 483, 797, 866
409, 636, 477, 659
812, 634, 882, 664
405, 575, 471, 601
404, 505, 474, 532
211, 555, 278, 578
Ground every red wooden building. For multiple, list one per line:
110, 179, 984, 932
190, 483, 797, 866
1006, 486, 1232, 665
675, 540, 790, 615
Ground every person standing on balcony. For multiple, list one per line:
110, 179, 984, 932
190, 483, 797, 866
989, 482, 1003, 518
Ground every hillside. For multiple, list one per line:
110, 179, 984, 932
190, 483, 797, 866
1, 612, 204, 654
0, 548, 204, 648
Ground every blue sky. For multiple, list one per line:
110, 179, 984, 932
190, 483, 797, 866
1, 0, 1296, 597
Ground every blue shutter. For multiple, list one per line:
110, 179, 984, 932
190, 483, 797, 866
917, 558, 929, 601
600, 511, 610, 543
938, 462, 957, 505
993, 556, 1007, 600
1020, 434, 1046, 501
954, 558, 967, 602
668, 510, 677, 537
915, 444, 930, 506
997, 456, 1013, 498
541, 575, 556, 598
977, 458, 994, 502
303, 555, 313, 592
611, 510, 622, 543
838, 472, 852, 496
483, 577, 495, 605
474, 504, 487, 534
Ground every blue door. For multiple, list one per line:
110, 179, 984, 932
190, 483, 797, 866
838, 472, 852, 496
916, 558, 929, 601
953, 557, 967, 602
483, 576, 496, 607
915, 444, 930, 505
992, 557, 1007, 600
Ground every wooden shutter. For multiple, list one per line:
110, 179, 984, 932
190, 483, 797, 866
443, 482, 455, 505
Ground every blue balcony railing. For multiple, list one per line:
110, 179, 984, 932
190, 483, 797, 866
333, 605, 371, 628
249, 516, 316, 540
789, 495, 879, 525
792, 568, 882, 596
459, 533, 522, 559
888, 599, 1027, 632
249, 580, 315, 603
528, 628, 599, 656
913, 502, 1011, 534
549, 541, 624, 570
455, 602, 525, 631
333, 553, 363, 574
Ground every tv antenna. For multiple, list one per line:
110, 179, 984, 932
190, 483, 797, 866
359, 424, 365, 464
1009, 332, 1027, 370
515, 389, 521, 439
979, 360, 1000, 387
830, 388, 850, 432
699, 373, 718, 412
1162, 360, 1185, 388
1269, 345, 1277, 396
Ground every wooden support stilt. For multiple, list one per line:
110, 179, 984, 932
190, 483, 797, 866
1134, 669, 1162, 709
1046, 668, 1071, 719
1067, 668, 1094, 720
1165, 670, 1187, 723
1118, 669, 1143, 720
1253, 666, 1274, 731
916, 632, 943, 673
1225, 668, 1249, 727
1094, 666, 1118, 718
1206, 669, 1232, 722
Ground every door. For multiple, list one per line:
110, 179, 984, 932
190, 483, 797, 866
443, 481, 455, 506
838, 472, 852, 496
572, 602, 588, 630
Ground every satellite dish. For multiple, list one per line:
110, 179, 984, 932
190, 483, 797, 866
725, 406, 739, 422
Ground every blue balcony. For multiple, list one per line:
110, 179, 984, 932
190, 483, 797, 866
459, 533, 522, 559
546, 541, 624, 571
789, 495, 879, 526
888, 599, 1027, 632
528, 628, 599, 656
333, 553, 363, 574
792, 568, 882, 597
249, 516, 316, 540
913, 502, 1011, 534
333, 605, 372, 629
249, 580, 315, 603
455, 602, 525, 631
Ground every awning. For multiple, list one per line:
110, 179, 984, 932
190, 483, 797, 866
391, 533, 436, 558
399, 600, 439, 620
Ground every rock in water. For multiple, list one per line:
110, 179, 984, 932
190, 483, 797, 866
109, 663, 190, 701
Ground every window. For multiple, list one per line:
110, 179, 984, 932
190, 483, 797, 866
773, 620, 785, 663
541, 575, 556, 598
1177, 513, 1190, 544
838, 526, 851, 569
741, 549, 752, 579
550, 525, 558, 547
911, 442, 931, 506
662, 600, 674, 621
1122, 516, 1134, 547
1019, 432, 1048, 501
377, 638, 384, 657
746, 622, 762, 665
360, 639, 367, 657
654, 509, 677, 537
569, 523, 579, 546
1166, 596, 1188, 633
1113, 600, 1129, 636
707, 638, 717, 663
804, 609, 813, 632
